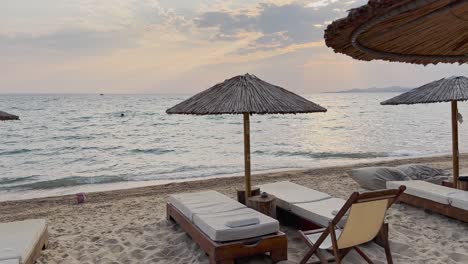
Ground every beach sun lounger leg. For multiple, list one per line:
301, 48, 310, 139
298, 228, 330, 264
210, 257, 234, 264
354, 246, 374, 264
338, 248, 351, 261
381, 223, 393, 264
373, 223, 393, 264
329, 225, 341, 264
270, 247, 288, 262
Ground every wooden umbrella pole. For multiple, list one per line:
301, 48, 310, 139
243, 113, 252, 201
451, 101, 460, 189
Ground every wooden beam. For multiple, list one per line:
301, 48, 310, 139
397, 193, 468, 222
243, 113, 252, 200
452, 101, 460, 189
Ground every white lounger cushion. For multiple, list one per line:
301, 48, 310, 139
193, 208, 279, 242
0, 248, 20, 261
257, 181, 331, 211
0, 248, 20, 264
0, 260, 19, 264
0, 219, 47, 264
448, 192, 468, 210
168, 190, 280, 242
386, 180, 457, 205
168, 191, 245, 221
291, 198, 346, 227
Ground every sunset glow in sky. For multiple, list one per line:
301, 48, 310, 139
1, 0, 466, 94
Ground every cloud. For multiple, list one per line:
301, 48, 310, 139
0, 0, 191, 56
195, 1, 365, 54
306, 0, 341, 8
0, 0, 364, 58
0, 29, 140, 57
5, 0, 464, 95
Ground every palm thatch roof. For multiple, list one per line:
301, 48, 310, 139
325, 0, 468, 65
166, 73, 326, 115
0, 111, 19, 121
381, 76, 468, 105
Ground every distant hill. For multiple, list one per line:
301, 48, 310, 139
329, 86, 411, 93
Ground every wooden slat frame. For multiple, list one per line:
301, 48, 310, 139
166, 203, 288, 264
24, 223, 48, 264
397, 193, 468, 222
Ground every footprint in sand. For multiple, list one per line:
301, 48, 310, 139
130, 249, 146, 260
105, 238, 119, 244
144, 245, 158, 251
110, 244, 124, 253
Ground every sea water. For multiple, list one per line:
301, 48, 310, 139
0, 93, 465, 200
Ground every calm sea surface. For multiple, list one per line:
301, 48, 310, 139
1, 93, 466, 200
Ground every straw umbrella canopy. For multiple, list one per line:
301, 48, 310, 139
167, 73, 327, 199
325, 0, 468, 65
382, 76, 468, 189
0, 111, 19, 121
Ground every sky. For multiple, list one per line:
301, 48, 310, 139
0, 0, 466, 94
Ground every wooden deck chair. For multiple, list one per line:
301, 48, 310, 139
298, 186, 406, 264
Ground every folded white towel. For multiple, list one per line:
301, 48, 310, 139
225, 217, 260, 228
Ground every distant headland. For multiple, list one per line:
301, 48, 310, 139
327, 86, 411, 93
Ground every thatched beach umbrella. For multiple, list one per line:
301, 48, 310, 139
325, 0, 467, 189
325, 0, 468, 65
0, 111, 19, 121
167, 73, 326, 199
382, 76, 468, 189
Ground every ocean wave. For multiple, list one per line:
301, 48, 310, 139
0, 175, 40, 185
0, 175, 125, 190
76, 116, 93, 120
51, 135, 91, 140
157, 165, 217, 175
0, 149, 35, 155
81, 146, 123, 151
272, 151, 411, 159
130, 148, 174, 155
385, 150, 422, 157
1, 165, 229, 190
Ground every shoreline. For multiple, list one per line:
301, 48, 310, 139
3, 151, 445, 202
0, 154, 458, 206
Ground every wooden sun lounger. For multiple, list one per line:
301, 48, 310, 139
166, 203, 287, 264
0, 219, 48, 264
24, 229, 48, 264
256, 181, 348, 229
387, 181, 468, 222
396, 192, 468, 222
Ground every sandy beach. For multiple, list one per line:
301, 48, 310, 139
1, 155, 468, 264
